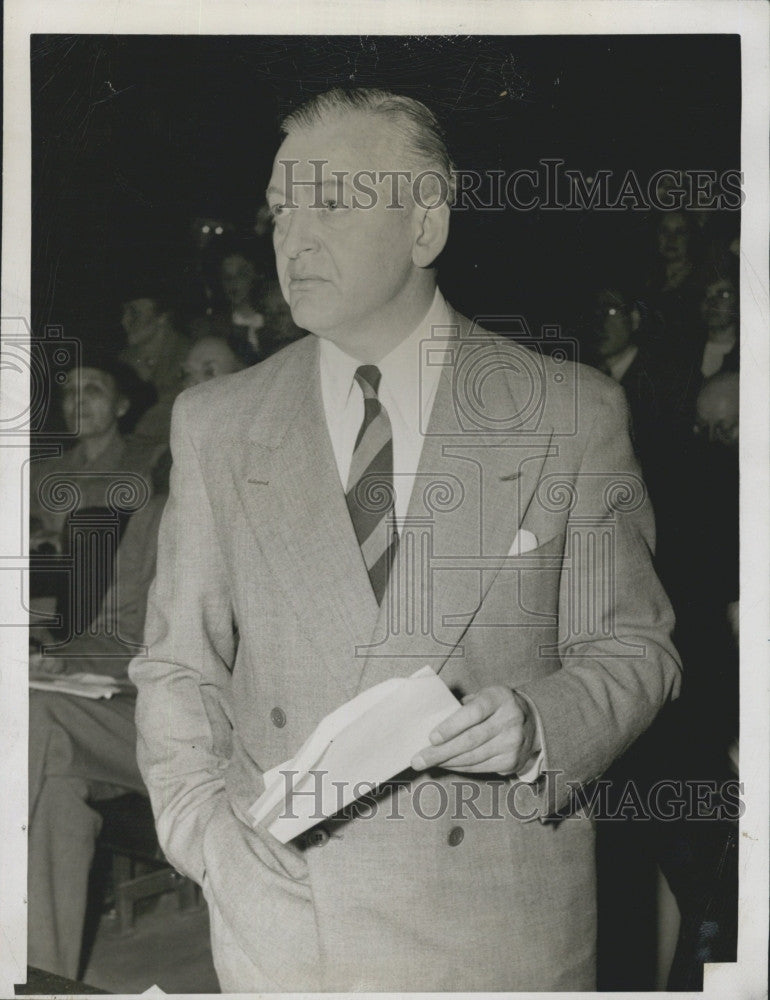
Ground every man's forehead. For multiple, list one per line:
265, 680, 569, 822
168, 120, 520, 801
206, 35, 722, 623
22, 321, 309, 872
189, 341, 232, 364
222, 254, 254, 272
268, 115, 405, 187
65, 367, 114, 390
699, 391, 737, 420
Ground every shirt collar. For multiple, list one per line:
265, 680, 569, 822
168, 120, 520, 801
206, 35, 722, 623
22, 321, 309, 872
607, 344, 639, 382
319, 287, 451, 430
704, 332, 737, 356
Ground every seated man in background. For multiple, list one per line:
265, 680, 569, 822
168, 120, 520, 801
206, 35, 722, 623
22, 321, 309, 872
696, 269, 739, 379
647, 261, 739, 453
118, 278, 190, 448
644, 209, 704, 354
668, 266, 739, 441
694, 370, 739, 445
581, 281, 685, 507
181, 335, 246, 388
28, 486, 167, 980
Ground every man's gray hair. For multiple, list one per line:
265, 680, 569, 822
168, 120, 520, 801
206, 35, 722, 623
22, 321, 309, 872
280, 88, 456, 204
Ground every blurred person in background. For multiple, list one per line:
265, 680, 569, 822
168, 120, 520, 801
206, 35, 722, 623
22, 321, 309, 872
596, 368, 740, 992
694, 369, 739, 446
644, 210, 704, 356
190, 240, 271, 366
118, 277, 190, 448
30, 359, 153, 554
260, 275, 307, 349
696, 267, 739, 379
29, 357, 155, 652
652, 211, 701, 295
661, 260, 740, 455
186, 213, 238, 315
640, 260, 739, 622
580, 281, 683, 510
27, 335, 249, 979
672, 370, 739, 742
253, 201, 274, 239
657, 370, 739, 990
28, 476, 169, 980
181, 336, 246, 388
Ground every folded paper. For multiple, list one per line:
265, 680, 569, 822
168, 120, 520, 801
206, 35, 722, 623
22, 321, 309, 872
249, 666, 460, 843
28, 672, 130, 700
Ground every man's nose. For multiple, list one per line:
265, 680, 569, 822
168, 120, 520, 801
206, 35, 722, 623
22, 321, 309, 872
277, 207, 318, 259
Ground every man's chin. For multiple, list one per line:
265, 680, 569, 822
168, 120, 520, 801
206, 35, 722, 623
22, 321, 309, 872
289, 301, 336, 338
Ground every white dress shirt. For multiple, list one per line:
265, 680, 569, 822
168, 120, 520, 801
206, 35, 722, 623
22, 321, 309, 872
231, 306, 265, 353
318, 287, 544, 784
319, 286, 450, 524
606, 344, 639, 383
701, 332, 736, 378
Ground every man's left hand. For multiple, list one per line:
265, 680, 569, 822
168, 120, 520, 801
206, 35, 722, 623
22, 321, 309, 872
411, 686, 537, 776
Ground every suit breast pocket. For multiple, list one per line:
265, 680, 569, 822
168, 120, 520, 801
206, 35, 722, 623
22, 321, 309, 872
473, 532, 565, 629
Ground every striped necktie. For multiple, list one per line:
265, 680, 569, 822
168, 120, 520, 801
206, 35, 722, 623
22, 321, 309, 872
345, 365, 398, 604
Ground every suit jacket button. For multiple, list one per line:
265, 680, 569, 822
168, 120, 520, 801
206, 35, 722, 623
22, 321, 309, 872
306, 826, 329, 847
270, 707, 286, 728
447, 826, 464, 847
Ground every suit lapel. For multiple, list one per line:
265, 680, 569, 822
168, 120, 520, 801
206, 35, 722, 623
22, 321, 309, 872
235, 321, 557, 698
356, 319, 555, 693
235, 338, 378, 696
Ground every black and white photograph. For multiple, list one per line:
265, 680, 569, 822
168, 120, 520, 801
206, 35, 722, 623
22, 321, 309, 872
1, 2, 768, 996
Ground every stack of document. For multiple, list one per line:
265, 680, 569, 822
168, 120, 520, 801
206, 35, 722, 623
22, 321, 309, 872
29, 672, 131, 700
249, 666, 460, 844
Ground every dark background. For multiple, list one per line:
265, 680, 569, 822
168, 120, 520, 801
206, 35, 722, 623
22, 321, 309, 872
31, 34, 740, 345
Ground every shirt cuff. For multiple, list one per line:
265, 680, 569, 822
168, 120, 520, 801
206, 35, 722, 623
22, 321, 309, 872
513, 690, 546, 784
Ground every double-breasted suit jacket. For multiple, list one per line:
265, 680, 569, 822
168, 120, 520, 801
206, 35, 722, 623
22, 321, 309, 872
131, 309, 681, 991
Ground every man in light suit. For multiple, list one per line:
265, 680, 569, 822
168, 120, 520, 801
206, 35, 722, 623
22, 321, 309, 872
130, 88, 681, 992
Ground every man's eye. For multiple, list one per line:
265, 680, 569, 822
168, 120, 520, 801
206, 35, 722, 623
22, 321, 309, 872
269, 204, 286, 221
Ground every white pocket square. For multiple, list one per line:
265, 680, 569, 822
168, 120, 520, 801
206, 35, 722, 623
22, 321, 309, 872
507, 529, 538, 557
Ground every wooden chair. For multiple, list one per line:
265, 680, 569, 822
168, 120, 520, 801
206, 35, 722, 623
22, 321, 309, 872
92, 792, 201, 934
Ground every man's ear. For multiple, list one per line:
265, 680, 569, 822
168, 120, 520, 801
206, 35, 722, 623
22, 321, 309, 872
630, 306, 641, 333
115, 397, 130, 420
411, 183, 450, 268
